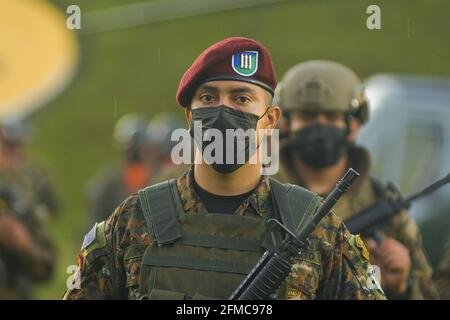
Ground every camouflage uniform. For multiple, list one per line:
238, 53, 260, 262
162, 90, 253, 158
21, 160, 59, 218
151, 163, 190, 184
0, 182, 55, 299
0, 118, 57, 298
64, 166, 385, 300
0, 161, 58, 221
435, 237, 450, 299
0, 118, 59, 220
278, 145, 439, 299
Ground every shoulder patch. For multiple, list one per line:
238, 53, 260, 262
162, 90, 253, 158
355, 234, 370, 261
81, 223, 97, 250
81, 221, 107, 252
346, 234, 385, 298
348, 234, 370, 262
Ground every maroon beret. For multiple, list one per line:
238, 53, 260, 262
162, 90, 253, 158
176, 37, 277, 107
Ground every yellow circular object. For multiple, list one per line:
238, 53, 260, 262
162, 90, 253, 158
0, 0, 79, 120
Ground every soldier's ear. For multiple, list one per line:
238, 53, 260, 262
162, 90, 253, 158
267, 105, 281, 131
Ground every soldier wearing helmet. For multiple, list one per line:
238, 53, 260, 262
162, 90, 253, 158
0, 118, 59, 219
86, 113, 164, 223
276, 60, 438, 299
113, 113, 152, 163
147, 112, 190, 183
0, 119, 56, 299
147, 112, 184, 161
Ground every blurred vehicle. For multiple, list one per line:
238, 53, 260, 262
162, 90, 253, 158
358, 74, 450, 267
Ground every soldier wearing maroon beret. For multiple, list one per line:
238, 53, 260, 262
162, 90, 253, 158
64, 37, 386, 300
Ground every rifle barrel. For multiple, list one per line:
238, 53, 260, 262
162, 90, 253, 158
296, 168, 360, 240
406, 173, 450, 203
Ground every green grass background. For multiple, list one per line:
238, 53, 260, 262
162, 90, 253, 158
30, 0, 450, 299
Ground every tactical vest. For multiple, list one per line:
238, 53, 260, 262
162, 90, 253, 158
137, 178, 321, 300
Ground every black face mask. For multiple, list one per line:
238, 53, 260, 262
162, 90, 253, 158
190, 105, 268, 174
291, 124, 348, 168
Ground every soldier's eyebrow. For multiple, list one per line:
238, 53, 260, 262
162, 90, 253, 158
195, 83, 260, 98
196, 84, 219, 95
228, 87, 257, 95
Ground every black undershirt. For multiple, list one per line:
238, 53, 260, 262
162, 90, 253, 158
193, 179, 255, 214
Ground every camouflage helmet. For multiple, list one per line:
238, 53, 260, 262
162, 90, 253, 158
276, 60, 369, 123
147, 112, 185, 156
113, 113, 149, 149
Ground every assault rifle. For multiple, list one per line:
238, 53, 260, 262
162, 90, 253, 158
230, 168, 360, 300
345, 173, 450, 238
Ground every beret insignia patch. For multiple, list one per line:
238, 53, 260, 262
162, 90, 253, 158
232, 51, 258, 77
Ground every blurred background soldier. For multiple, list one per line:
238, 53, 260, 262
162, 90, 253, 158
87, 112, 189, 224
0, 118, 59, 220
0, 183, 55, 299
87, 113, 165, 223
276, 60, 438, 299
0, 118, 57, 299
147, 112, 190, 183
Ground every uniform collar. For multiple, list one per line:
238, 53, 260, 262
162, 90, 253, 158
176, 165, 273, 217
